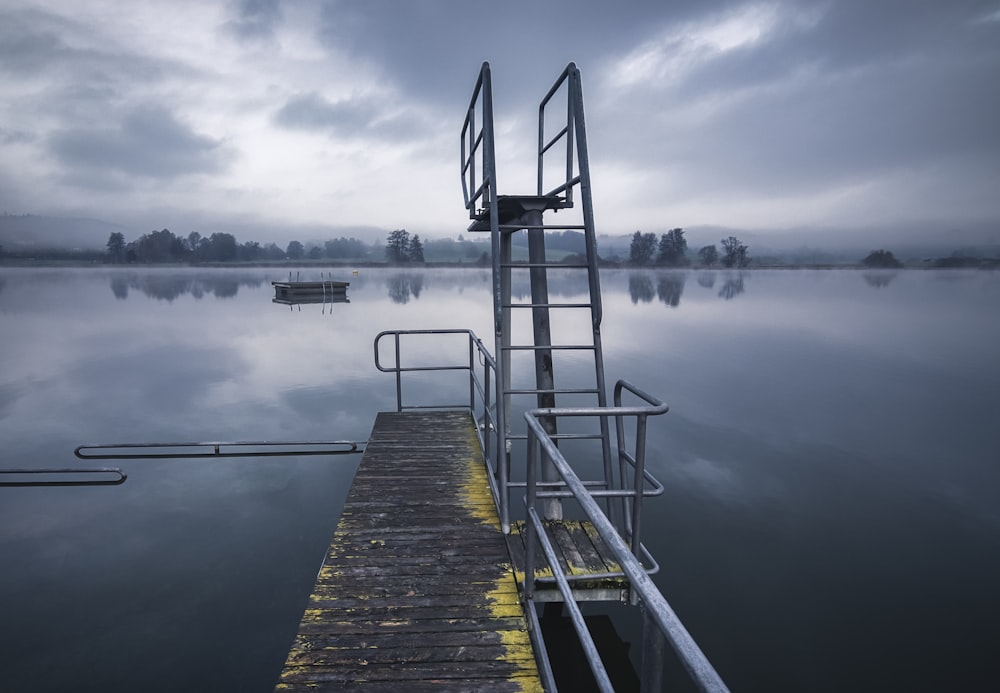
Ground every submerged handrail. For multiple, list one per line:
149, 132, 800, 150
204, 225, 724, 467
75, 441, 361, 460
1, 467, 127, 487
524, 398, 729, 692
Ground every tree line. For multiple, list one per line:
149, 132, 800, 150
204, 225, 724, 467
104, 229, 377, 264
628, 229, 751, 268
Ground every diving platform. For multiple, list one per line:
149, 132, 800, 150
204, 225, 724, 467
72, 61, 729, 693
274, 410, 543, 692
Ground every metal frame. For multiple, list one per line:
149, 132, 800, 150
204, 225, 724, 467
462, 61, 617, 533
523, 401, 729, 692
372, 328, 728, 692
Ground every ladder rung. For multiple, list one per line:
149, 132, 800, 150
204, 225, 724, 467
505, 433, 606, 442
502, 345, 596, 351
497, 224, 587, 230
504, 302, 593, 309
506, 478, 607, 487
505, 388, 601, 395
500, 262, 590, 269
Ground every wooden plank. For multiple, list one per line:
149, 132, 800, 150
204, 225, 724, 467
506, 519, 630, 602
275, 411, 541, 692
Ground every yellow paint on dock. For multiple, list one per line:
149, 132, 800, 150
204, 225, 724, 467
274, 410, 542, 692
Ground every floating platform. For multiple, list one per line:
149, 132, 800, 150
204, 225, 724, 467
274, 410, 542, 692
272, 280, 349, 302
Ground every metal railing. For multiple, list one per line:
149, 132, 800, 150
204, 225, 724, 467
523, 386, 730, 692
1, 467, 127, 487
460, 62, 496, 221
374, 329, 505, 508
372, 330, 728, 691
75, 441, 359, 460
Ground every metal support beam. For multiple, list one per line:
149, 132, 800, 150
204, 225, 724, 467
524, 208, 562, 521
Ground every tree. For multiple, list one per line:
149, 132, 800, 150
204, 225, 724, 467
106, 232, 126, 263
325, 237, 368, 259
862, 249, 903, 268
133, 228, 185, 263
263, 243, 286, 261
628, 231, 657, 265
206, 232, 237, 262
239, 241, 262, 261
409, 234, 425, 263
385, 229, 411, 263
286, 240, 304, 260
698, 245, 718, 266
721, 236, 750, 268
656, 228, 688, 266
307, 245, 323, 260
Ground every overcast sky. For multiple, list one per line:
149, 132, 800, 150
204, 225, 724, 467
1, 0, 998, 245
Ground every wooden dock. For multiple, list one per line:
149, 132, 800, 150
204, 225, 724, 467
274, 410, 542, 692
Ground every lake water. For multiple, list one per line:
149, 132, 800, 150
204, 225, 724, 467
1, 266, 998, 691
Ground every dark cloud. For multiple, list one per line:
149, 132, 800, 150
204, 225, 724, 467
222, 0, 283, 42
1, 128, 36, 145
274, 92, 426, 141
591, 1, 1000, 201
0, 7, 185, 84
1, 0, 998, 237
314, 1, 705, 107
48, 106, 234, 183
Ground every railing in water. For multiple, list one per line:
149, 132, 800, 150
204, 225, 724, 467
372, 328, 729, 692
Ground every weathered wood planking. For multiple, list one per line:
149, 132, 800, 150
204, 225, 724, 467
275, 410, 542, 692
505, 520, 630, 603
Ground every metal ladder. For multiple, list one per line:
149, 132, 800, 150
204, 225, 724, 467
461, 62, 613, 532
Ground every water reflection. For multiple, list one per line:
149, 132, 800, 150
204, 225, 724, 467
718, 273, 746, 300
863, 272, 897, 288
657, 272, 685, 307
108, 272, 264, 301
387, 273, 424, 304
2, 267, 998, 691
628, 274, 654, 304
273, 294, 350, 312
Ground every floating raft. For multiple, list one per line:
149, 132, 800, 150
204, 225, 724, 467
272, 280, 349, 302
275, 410, 542, 692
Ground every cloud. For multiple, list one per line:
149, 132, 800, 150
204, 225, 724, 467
606, 3, 821, 89
273, 92, 428, 142
221, 0, 283, 42
48, 105, 235, 183
0, 0, 998, 240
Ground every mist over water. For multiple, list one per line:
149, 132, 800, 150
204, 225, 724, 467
1, 266, 998, 691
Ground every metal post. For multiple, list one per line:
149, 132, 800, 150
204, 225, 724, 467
394, 333, 403, 412
526, 208, 561, 521
640, 602, 667, 692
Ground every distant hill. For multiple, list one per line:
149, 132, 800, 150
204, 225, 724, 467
0, 214, 126, 251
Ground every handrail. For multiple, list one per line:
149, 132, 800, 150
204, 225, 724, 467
523, 397, 729, 692
1, 467, 127, 487
461, 62, 495, 218
75, 441, 360, 460
537, 62, 578, 204
374, 329, 504, 511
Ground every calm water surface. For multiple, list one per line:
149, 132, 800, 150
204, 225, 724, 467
1, 267, 998, 691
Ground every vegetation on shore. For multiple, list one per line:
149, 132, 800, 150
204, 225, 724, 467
0, 225, 996, 269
